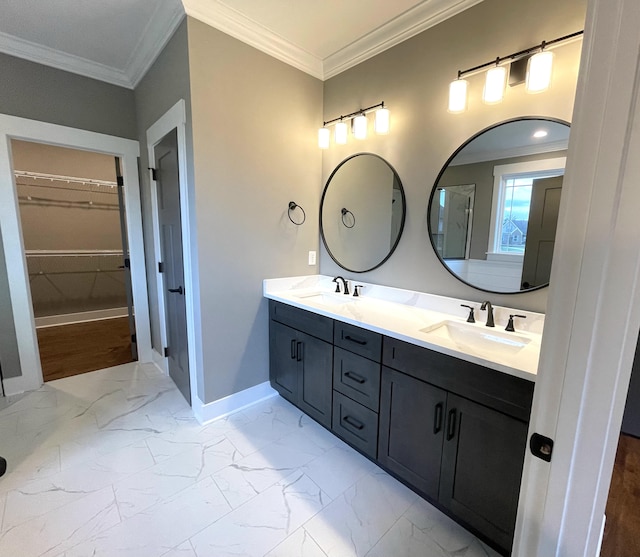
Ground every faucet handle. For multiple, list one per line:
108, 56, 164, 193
505, 314, 527, 332
353, 285, 364, 297
460, 304, 475, 323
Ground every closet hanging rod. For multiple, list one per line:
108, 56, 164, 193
25, 249, 124, 257
14, 170, 118, 188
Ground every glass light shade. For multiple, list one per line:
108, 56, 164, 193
318, 127, 330, 149
483, 66, 507, 104
335, 121, 348, 144
374, 108, 390, 134
353, 114, 368, 140
526, 51, 554, 93
448, 79, 468, 113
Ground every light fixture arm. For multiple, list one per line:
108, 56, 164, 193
323, 101, 386, 127
455, 30, 583, 80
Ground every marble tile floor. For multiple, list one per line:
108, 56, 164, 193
0, 362, 501, 557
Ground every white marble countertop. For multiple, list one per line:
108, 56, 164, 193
263, 275, 544, 382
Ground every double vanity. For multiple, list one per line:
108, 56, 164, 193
264, 275, 542, 555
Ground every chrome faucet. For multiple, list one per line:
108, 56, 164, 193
480, 301, 495, 327
332, 276, 350, 295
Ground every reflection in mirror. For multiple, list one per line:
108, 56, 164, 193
321, 153, 405, 273
428, 118, 570, 293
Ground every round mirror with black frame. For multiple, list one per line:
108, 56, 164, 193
321, 153, 406, 273
428, 117, 570, 294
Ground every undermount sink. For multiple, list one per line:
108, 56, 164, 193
293, 291, 354, 306
420, 320, 531, 358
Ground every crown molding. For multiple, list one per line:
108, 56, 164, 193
127, 1, 186, 88
0, 30, 131, 88
182, 0, 323, 79
323, 0, 484, 79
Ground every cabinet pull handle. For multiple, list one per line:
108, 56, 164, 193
344, 334, 367, 346
343, 415, 364, 430
433, 402, 444, 434
296, 341, 303, 362
344, 371, 366, 384
290, 339, 296, 360
446, 408, 457, 441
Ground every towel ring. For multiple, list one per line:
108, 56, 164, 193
288, 201, 306, 225
341, 208, 355, 228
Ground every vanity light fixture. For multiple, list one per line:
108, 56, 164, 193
318, 127, 330, 149
448, 30, 583, 113
483, 62, 507, 104
317, 101, 389, 148
526, 48, 554, 93
353, 113, 368, 140
374, 106, 390, 134
448, 77, 468, 113
335, 120, 348, 144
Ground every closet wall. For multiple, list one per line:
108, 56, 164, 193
11, 140, 128, 322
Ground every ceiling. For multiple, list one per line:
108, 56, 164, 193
0, 0, 482, 89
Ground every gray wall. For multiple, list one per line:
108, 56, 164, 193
187, 18, 323, 403
320, 0, 586, 313
134, 18, 194, 359
0, 228, 21, 380
0, 52, 137, 139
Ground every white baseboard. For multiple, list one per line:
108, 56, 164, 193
151, 348, 168, 374
35, 307, 129, 328
2, 374, 40, 396
192, 381, 278, 425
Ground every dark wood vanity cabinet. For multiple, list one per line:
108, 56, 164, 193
379, 337, 533, 554
268, 300, 534, 555
269, 301, 333, 428
331, 321, 382, 459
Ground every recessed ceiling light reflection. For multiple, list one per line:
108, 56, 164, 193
533, 130, 548, 138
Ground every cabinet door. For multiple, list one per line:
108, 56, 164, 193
298, 331, 333, 428
378, 367, 447, 500
439, 394, 528, 553
269, 320, 298, 404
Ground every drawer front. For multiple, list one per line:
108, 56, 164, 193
332, 392, 379, 459
269, 300, 333, 342
334, 322, 382, 361
333, 347, 381, 411
383, 336, 534, 422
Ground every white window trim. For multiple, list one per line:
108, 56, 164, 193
488, 156, 567, 257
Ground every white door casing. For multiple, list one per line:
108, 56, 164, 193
514, 0, 640, 555
0, 114, 151, 395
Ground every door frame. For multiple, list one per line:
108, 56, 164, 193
146, 99, 200, 407
514, 0, 640, 554
0, 114, 152, 395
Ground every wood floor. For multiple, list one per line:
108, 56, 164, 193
36, 316, 135, 382
601, 433, 640, 557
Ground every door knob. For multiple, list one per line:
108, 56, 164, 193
168, 286, 183, 295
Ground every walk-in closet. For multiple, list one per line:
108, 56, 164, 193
11, 140, 136, 380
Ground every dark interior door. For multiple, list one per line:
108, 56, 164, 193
521, 176, 563, 289
155, 129, 190, 403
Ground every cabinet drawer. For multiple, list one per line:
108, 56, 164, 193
270, 300, 333, 342
334, 322, 382, 361
383, 337, 534, 422
332, 392, 378, 459
333, 347, 381, 411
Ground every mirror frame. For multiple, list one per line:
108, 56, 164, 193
427, 116, 570, 294
320, 152, 406, 273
